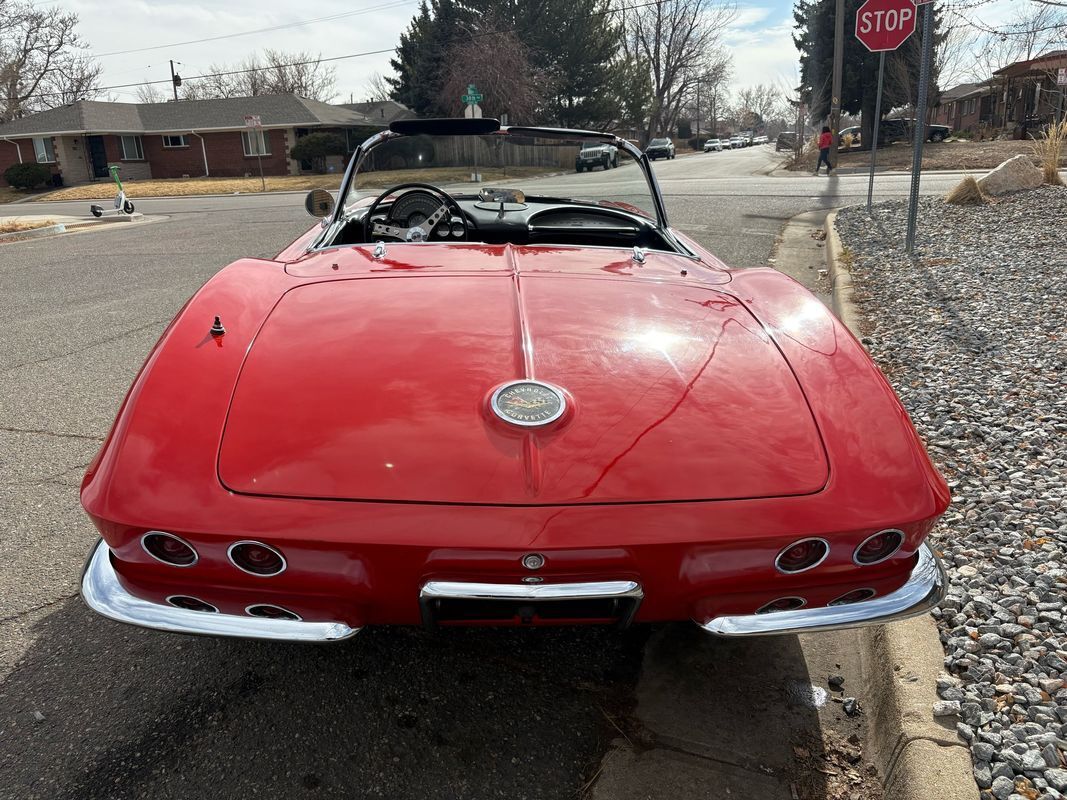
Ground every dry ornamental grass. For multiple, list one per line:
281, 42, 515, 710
1032, 119, 1067, 186
0, 218, 56, 234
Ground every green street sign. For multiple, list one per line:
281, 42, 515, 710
461, 83, 483, 105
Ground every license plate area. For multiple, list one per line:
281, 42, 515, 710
419, 580, 643, 629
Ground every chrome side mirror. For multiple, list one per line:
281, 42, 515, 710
304, 188, 336, 219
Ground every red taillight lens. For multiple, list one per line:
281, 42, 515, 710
774, 538, 829, 573
829, 588, 877, 606
167, 595, 217, 612
854, 530, 904, 565
142, 532, 197, 566
246, 604, 301, 621
228, 541, 286, 576
756, 597, 805, 614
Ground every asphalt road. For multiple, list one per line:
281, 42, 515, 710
0, 147, 942, 799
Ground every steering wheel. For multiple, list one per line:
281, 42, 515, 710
362, 183, 468, 243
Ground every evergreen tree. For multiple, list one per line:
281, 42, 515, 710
388, 0, 635, 127
794, 0, 942, 147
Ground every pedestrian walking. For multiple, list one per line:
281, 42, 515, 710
815, 126, 834, 176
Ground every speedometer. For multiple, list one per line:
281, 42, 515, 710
390, 193, 441, 228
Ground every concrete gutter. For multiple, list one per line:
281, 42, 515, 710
825, 209, 977, 800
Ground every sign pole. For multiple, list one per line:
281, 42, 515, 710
868, 51, 887, 210
905, 1, 935, 254
829, 0, 846, 168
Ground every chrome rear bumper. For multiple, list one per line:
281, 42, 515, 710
699, 543, 946, 637
80, 539, 359, 642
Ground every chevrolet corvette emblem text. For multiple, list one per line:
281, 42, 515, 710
490, 381, 566, 427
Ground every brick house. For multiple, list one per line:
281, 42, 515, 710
992, 50, 1067, 135
0, 94, 398, 187
935, 82, 999, 133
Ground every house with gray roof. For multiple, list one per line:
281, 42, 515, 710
0, 94, 398, 187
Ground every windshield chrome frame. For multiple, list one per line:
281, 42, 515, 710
327, 125, 670, 232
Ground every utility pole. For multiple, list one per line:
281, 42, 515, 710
696, 79, 701, 139
829, 0, 845, 167
169, 60, 181, 101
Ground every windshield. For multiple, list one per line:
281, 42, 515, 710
345, 131, 659, 222
649, 139, 668, 146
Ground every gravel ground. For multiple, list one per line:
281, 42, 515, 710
836, 187, 1067, 800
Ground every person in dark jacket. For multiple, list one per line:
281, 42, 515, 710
815, 126, 834, 176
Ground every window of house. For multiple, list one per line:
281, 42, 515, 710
120, 135, 144, 160
162, 134, 187, 148
242, 130, 270, 156
33, 137, 55, 163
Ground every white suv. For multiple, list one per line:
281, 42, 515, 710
703, 139, 723, 152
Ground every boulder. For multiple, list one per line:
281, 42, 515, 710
977, 154, 1043, 196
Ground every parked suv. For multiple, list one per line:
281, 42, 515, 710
703, 138, 723, 152
575, 142, 619, 172
878, 118, 951, 144
645, 138, 675, 160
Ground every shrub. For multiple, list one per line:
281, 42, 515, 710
687, 137, 707, 151
290, 133, 347, 173
4, 162, 52, 190
1031, 119, 1067, 186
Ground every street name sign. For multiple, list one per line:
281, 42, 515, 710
461, 84, 483, 106
855, 0, 917, 52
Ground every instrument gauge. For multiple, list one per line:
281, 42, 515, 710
451, 221, 465, 237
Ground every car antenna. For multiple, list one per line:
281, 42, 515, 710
210, 316, 226, 336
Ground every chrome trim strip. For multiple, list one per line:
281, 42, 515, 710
81, 540, 358, 642
699, 543, 946, 637
227, 540, 287, 577
852, 529, 904, 566
773, 537, 830, 575
420, 580, 642, 601
140, 531, 198, 567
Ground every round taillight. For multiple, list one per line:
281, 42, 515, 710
167, 595, 217, 613
228, 541, 286, 576
829, 588, 877, 606
774, 538, 829, 574
756, 597, 806, 614
246, 604, 301, 621
854, 530, 904, 565
142, 532, 198, 567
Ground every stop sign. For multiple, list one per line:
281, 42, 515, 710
855, 0, 917, 52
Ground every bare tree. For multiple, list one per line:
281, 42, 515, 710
362, 72, 392, 103
440, 25, 548, 123
0, 0, 103, 120
136, 81, 167, 104
180, 50, 337, 101
619, 0, 738, 142
734, 84, 782, 131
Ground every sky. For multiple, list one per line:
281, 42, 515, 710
47, 0, 1027, 106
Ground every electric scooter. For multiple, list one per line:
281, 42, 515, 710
90, 164, 135, 217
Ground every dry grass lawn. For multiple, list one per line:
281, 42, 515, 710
36, 166, 562, 202
0, 218, 55, 234
0, 186, 29, 204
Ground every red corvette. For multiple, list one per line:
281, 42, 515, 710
80, 119, 949, 642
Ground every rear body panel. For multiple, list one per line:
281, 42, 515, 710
81, 233, 949, 631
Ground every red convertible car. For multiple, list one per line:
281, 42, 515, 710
80, 119, 949, 642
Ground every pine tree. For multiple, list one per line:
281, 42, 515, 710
794, 0, 942, 148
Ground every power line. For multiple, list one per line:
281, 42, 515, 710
28, 0, 672, 102
92, 1, 417, 58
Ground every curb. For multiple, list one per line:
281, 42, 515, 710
824, 209, 977, 800
0, 222, 66, 243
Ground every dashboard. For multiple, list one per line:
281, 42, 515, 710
333, 190, 675, 252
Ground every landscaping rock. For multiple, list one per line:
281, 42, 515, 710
977, 154, 1043, 196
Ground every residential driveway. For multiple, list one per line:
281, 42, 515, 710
0, 151, 936, 798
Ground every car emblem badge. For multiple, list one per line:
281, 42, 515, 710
490, 381, 566, 427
